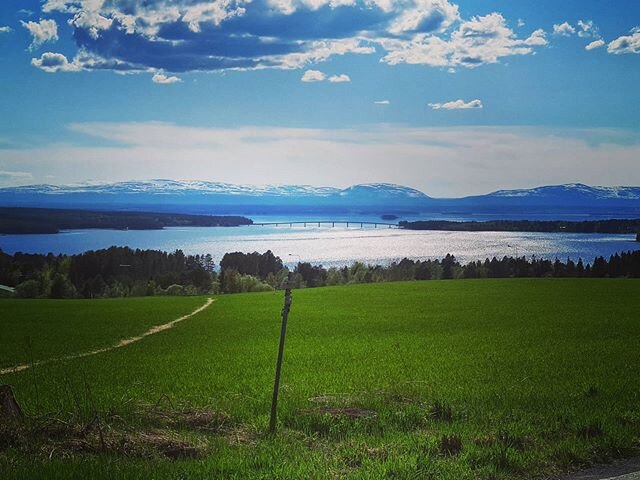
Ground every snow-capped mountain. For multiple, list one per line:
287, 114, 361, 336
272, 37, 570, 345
487, 183, 640, 201
0, 181, 638, 215
0, 180, 431, 211
3, 180, 342, 197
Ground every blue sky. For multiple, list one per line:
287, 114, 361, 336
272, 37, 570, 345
0, 0, 639, 196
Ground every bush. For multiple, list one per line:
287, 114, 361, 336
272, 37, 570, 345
164, 284, 186, 296
15, 280, 40, 299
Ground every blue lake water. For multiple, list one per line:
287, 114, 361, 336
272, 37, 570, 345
1, 223, 638, 268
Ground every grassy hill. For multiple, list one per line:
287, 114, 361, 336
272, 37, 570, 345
1, 279, 639, 479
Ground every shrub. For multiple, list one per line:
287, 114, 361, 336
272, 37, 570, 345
164, 284, 186, 296
15, 280, 40, 299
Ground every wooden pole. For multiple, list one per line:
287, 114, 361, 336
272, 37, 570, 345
269, 274, 293, 434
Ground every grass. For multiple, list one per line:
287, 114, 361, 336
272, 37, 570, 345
0, 296, 206, 367
1, 279, 640, 479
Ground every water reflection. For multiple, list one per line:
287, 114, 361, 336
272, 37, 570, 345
1, 225, 638, 268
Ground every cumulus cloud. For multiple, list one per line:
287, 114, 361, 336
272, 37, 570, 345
29, 0, 547, 75
553, 22, 575, 37
585, 39, 605, 51
301, 69, 326, 82
301, 70, 350, 82
553, 19, 599, 40
428, 99, 482, 110
328, 74, 351, 82
0, 26, 12, 33
374, 100, 390, 105
577, 20, 598, 38
381, 13, 547, 68
152, 72, 182, 84
31, 49, 149, 73
21, 18, 58, 50
607, 27, 640, 55
31, 52, 79, 72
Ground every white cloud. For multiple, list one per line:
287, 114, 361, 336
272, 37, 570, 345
301, 69, 326, 82
301, 70, 351, 83
0, 26, 12, 33
3, 124, 640, 197
328, 74, 351, 83
428, 99, 482, 110
524, 29, 547, 46
386, 0, 459, 35
577, 20, 598, 38
30, 52, 80, 72
21, 18, 58, 50
381, 13, 547, 69
552, 19, 599, 39
607, 27, 640, 55
374, 100, 390, 105
517, 18, 525, 28
31, 49, 147, 73
585, 39, 605, 51
152, 72, 182, 84
553, 22, 575, 37
34, 1, 546, 74
69, 10, 114, 39
182, 2, 247, 32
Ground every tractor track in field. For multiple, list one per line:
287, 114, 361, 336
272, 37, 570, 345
0, 297, 215, 376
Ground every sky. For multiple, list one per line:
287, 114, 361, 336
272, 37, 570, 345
0, 0, 639, 196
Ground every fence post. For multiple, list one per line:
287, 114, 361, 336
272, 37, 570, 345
269, 273, 293, 434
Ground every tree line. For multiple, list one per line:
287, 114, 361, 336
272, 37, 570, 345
1, 247, 639, 299
400, 218, 640, 234
0, 247, 640, 298
0, 247, 215, 299
0, 207, 252, 234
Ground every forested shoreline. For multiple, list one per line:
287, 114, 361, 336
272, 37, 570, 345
1, 247, 639, 299
0, 208, 252, 234
400, 218, 640, 234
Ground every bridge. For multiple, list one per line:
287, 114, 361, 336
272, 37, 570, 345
251, 221, 400, 229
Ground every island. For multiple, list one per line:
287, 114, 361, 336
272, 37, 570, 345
0, 207, 252, 234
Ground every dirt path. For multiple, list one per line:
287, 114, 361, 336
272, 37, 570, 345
0, 297, 215, 376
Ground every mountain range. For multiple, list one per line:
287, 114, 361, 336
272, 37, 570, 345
0, 181, 639, 216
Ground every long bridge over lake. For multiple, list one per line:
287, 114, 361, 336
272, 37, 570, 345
251, 220, 400, 229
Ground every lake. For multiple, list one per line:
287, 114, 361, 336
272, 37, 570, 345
1, 224, 638, 268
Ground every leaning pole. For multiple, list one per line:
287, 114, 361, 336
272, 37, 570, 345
269, 274, 293, 434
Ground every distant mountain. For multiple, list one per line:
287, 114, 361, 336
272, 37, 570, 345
485, 183, 640, 201
0, 180, 638, 216
0, 180, 431, 213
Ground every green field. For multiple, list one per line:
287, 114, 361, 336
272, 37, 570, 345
1, 279, 639, 479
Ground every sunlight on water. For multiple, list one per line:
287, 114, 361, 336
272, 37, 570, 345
1, 225, 638, 268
